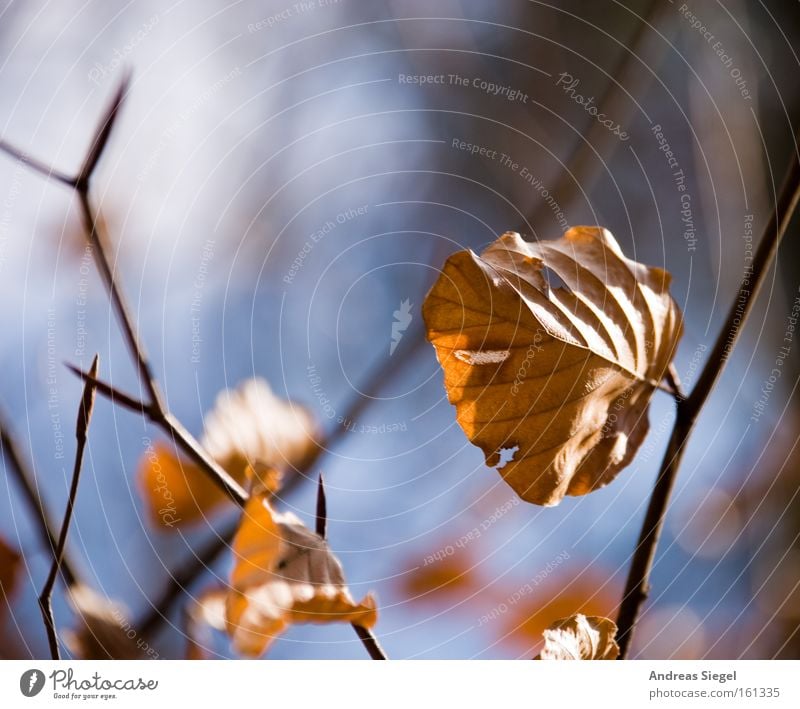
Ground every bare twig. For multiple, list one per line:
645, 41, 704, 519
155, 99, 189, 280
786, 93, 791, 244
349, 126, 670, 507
313, 473, 383, 657
0, 407, 79, 588
75, 70, 132, 190
66, 364, 247, 506
1, 75, 387, 659
616, 142, 800, 658
352, 624, 388, 661
38, 355, 99, 660
0, 139, 74, 187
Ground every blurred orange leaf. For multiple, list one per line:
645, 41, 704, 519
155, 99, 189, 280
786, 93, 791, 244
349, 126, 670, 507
0, 537, 21, 609
423, 228, 682, 505
224, 494, 377, 657
137, 378, 317, 529
403, 553, 479, 601
499, 566, 619, 647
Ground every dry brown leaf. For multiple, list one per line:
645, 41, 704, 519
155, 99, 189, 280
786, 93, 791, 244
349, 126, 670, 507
64, 584, 150, 659
137, 377, 317, 528
537, 613, 619, 660
423, 228, 683, 505
224, 494, 377, 657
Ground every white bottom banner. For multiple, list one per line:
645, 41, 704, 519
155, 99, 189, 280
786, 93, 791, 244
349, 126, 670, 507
0, 660, 797, 708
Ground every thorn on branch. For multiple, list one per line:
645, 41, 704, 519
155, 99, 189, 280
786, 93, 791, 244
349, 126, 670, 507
315, 474, 327, 539
76, 70, 132, 191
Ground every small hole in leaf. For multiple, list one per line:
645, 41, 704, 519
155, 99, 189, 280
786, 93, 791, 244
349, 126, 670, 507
495, 445, 519, 470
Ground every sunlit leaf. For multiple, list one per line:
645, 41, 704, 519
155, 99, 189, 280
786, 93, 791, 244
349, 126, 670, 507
423, 228, 683, 505
224, 494, 377, 657
536, 613, 619, 660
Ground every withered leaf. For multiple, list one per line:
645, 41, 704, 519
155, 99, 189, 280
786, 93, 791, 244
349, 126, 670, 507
225, 494, 377, 657
423, 228, 683, 505
537, 613, 619, 660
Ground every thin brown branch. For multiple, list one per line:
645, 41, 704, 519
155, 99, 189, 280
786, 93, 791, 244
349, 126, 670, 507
0, 140, 75, 187
65, 363, 152, 415
616, 142, 800, 658
0, 407, 79, 588
76, 192, 165, 413
65, 364, 248, 507
76, 70, 131, 189
38, 355, 99, 660
351, 624, 388, 660
8, 73, 388, 661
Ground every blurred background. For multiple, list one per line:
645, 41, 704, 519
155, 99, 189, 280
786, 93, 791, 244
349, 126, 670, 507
0, 0, 798, 659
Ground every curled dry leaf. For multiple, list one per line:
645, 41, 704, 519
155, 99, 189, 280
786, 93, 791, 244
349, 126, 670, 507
137, 378, 318, 528
537, 613, 619, 660
423, 228, 683, 505
64, 584, 149, 659
224, 494, 377, 657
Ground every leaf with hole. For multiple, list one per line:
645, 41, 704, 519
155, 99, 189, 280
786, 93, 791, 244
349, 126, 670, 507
423, 227, 683, 506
